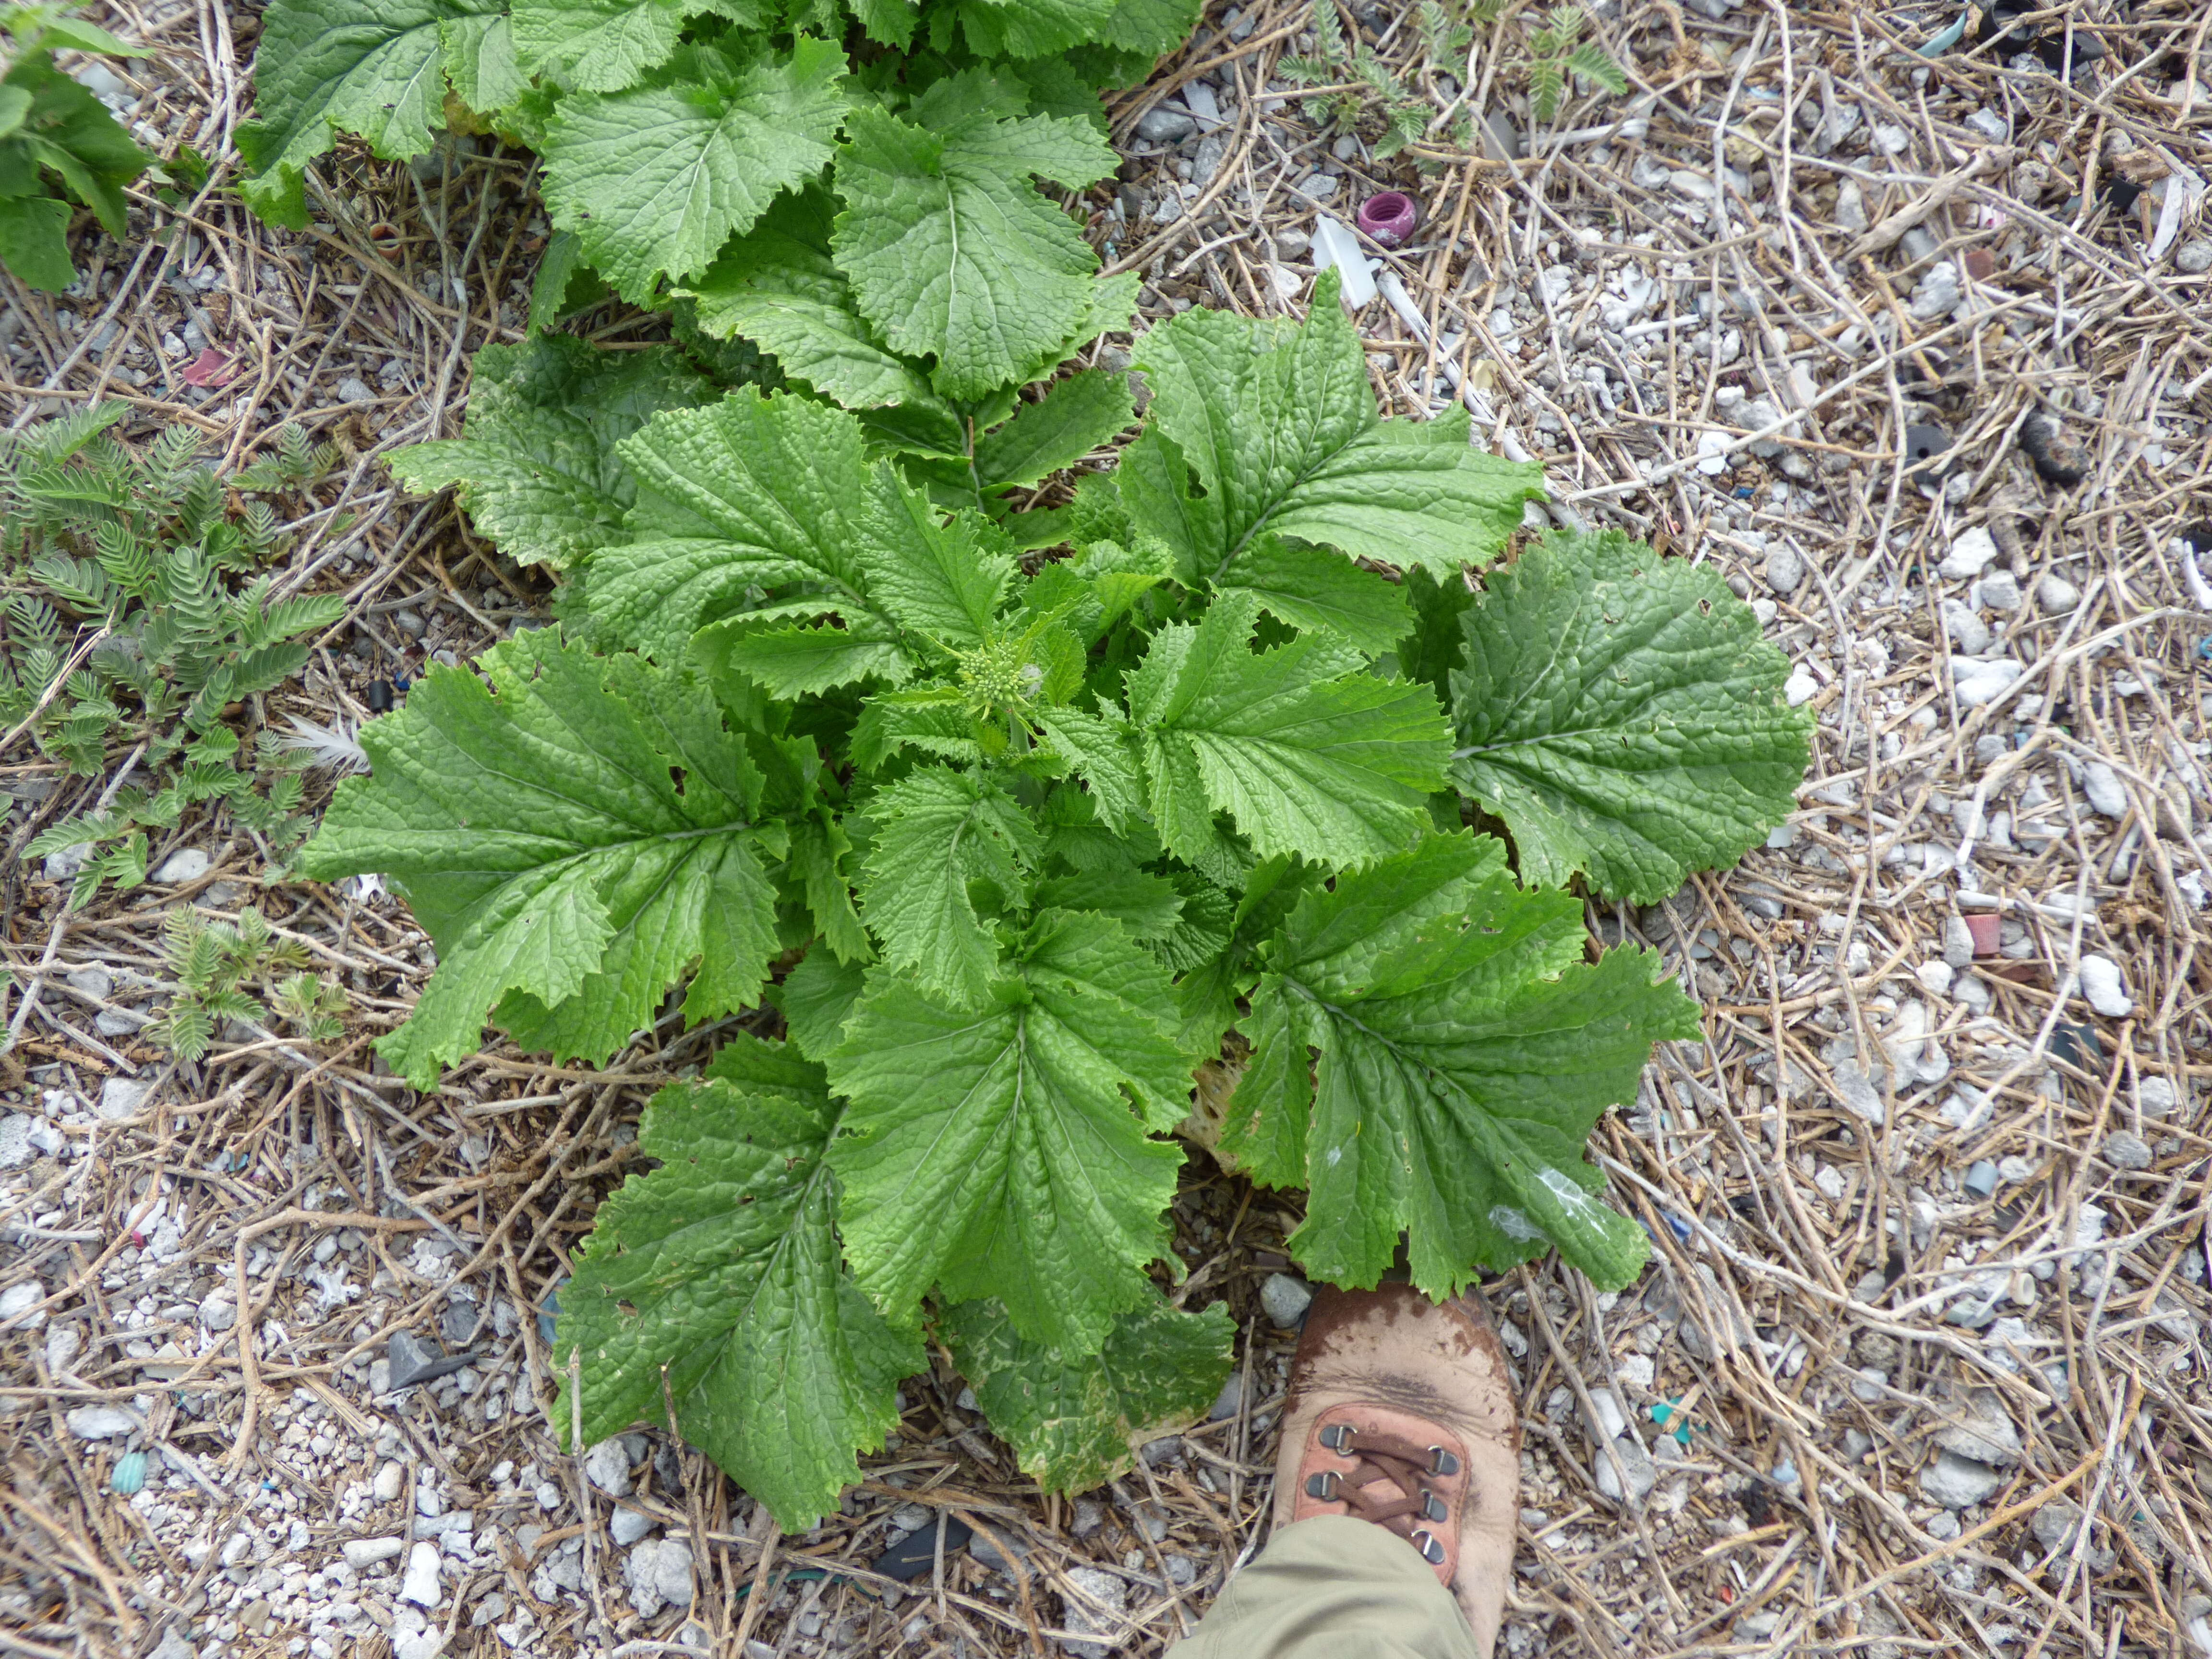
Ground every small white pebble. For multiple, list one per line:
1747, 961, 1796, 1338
2078, 954, 2131, 1017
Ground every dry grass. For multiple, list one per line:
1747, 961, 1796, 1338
3, 0, 2211, 1657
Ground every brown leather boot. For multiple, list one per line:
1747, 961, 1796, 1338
1272, 1282, 1521, 1653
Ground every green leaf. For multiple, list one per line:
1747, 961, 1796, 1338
590, 388, 906, 666
4, 56, 147, 236
440, 10, 525, 117
386, 337, 714, 569
696, 614, 912, 698
1128, 269, 1547, 581
947, 0, 1201, 59
1033, 866, 1182, 940
237, 0, 498, 227
0, 192, 71, 290
1125, 590, 1450, 870
524, 229, 590, 333
1214, 534, 1413, 659
1224, 830, 1698, 1293
677, 191, 962, 451
787, 807, 871, 964
301, 631, 784, 1086
854, 498, 1014, 651
826, 910, 1190, 1348
1566, 39, 1628, 94
1529, 58, 1564, 123
850, 0, 917, 46
509, 0, 693, 91
32, 16, 136, 53
555, 1043, 922, 1531
831, 69, 1118, 400
1447, 529, 1812, 904
776, 945, 866, 1058
1033, 704, 1143, 835
972, 368, 1134, 493
540, 36, 850, 305
944, 1290, 1231, 1493
1394, 563, 1479, 704
0, 85, 31, 140
857, 764, 1037, 1008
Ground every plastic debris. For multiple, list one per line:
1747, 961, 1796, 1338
871, 1513, 973, 1580
1917, 9, 1969, 53
1962, 1160, 1999, 1200
1355, 191, 1419, 248
385, 1330, 477, 1390
538, 1277, 565, 1345
1902, 422, 1952, 480
111, 1450, 148, 1494
2048, 1022, 2102, 1069
1310, 215, 1377, 307
366, 678, 396, 714
1964, 913, 2002, 956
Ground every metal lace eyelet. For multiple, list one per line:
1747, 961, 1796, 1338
1421, 1489, 1448, 1522
1428, 1446, 1461, 1477
1319, 1422, 1355, 1452
1410, 1529, 1447, 1565
1305, 1471, 1340, 1500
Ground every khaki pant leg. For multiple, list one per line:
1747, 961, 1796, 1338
1164, 1516, 1485, 1659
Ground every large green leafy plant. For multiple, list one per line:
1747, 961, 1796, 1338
236, 0, 1190, 433
304, 275, 1811, 1526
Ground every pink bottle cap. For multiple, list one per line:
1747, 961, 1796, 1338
1355, 191, 1419, 248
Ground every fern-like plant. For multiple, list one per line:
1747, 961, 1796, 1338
144, 904, 347, 1060
1526, 5, 1627, 124
309, 271, 1811, 1527
1, 408, 345, 901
